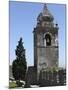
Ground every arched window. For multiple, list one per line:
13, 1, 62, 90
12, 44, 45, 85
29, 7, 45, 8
44, 34, 51, 46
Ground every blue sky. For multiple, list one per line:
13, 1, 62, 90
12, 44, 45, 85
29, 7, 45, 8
9, 1, 66, 67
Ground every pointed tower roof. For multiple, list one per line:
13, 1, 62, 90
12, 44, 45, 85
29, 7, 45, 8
37, 4, 54, 22
42, 4, 53, 17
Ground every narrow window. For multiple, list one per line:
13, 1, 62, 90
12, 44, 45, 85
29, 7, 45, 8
45, 34, 51, 46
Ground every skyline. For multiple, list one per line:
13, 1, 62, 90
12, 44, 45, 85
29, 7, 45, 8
9, 1, 66, 67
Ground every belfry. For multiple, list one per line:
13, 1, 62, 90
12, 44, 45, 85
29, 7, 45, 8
33, 4, 59, 80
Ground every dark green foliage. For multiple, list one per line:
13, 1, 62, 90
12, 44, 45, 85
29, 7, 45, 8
58, 69, 66, 85
16, 80, 23, 87
39, 68, 66, 86
12, 37, 27, 81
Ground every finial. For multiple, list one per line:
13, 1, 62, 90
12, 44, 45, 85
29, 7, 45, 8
55, 21, 58, 27
43, 3, 48, 15
43, 3, 48, 11
56, 23, 58, 26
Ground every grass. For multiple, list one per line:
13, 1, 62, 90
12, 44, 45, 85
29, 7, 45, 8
9, 82, 17, 88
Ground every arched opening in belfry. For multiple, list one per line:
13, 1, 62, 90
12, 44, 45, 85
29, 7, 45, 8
44, 34, 51, 46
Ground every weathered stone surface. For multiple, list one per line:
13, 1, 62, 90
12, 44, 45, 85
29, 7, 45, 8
25, 66, 37, 85
33, 4, 59, 81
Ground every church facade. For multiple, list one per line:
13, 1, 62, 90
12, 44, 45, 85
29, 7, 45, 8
26, 4, 59, 85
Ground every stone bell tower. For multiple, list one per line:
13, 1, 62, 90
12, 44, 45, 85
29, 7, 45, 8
33, 4, 59, 80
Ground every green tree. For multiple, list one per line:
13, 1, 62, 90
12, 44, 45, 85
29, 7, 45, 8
12, 37, 27, 81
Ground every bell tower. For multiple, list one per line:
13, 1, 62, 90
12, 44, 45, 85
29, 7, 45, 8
33, 4, 59, 80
